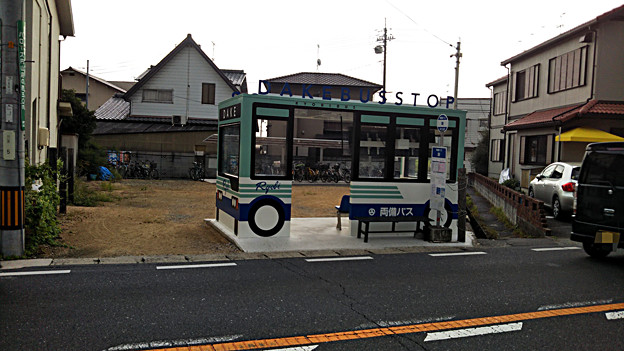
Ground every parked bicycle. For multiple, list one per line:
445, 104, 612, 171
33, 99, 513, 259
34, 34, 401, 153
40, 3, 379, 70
189, 162, 205, 181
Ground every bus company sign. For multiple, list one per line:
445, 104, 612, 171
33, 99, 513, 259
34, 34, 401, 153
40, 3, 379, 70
251, 80, 456, 109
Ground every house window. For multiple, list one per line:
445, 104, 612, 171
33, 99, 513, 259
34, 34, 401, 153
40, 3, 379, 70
493, 91, 507, 116
520, 135, 547, 165
202, 83, 216, 104
491, 139, 505, 162
142, 89, 173, 103
548, 46, 587, 93
514, 64, 539, 101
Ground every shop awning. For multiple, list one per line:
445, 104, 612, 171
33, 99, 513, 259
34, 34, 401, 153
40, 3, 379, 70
555, 127, 624, 142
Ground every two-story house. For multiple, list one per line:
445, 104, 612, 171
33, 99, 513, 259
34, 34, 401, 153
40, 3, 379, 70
486, 76, 508, 179
93, 34, 247, 178
61, 67, 130, 110
488, 4, 624, 188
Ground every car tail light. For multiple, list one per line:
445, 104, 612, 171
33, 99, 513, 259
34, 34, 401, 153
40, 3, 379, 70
561, 182, 575, 192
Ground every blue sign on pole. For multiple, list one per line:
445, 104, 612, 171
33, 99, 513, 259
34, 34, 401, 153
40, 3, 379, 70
432, 146, 447, 159
437, 114, 448, 133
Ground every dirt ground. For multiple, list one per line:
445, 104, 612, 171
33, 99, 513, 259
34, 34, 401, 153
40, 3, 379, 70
42, 180, 349, 258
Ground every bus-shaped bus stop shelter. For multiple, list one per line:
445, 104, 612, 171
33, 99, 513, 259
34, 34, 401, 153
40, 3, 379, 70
209, 94, 466, 250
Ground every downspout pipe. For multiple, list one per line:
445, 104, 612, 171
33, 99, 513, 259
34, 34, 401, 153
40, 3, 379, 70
503, 63, 511, 169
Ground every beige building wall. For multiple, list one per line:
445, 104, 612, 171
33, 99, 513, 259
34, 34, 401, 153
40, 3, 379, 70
61, 70, 125, 110
24, 0, 72, 165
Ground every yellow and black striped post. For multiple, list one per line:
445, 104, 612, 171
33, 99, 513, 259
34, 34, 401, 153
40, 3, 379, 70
0, 186, 25, 230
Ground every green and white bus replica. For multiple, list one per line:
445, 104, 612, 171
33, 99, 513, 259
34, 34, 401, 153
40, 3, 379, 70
213, 93, 465, 242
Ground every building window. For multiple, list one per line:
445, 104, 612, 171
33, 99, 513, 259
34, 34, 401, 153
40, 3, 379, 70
491, 139, 505, 162
202, 83, 216, 104
514, 64, 539, 101
520, 135, 547, 165
142, 89, 173, 103
548, 46, 587, 93
493, 91, 507, 116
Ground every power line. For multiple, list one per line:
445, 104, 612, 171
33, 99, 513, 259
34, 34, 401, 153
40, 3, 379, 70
385, 0, 454, 48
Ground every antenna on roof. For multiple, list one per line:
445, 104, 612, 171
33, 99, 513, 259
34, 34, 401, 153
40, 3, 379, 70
316, 44, 321, 71
212, 41, 216, 61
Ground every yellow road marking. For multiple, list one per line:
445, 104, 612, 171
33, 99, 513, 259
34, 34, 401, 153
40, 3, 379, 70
144, 302, 624, 351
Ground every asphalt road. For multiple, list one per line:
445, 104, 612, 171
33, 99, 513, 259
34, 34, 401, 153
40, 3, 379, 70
1, 241, 623, 351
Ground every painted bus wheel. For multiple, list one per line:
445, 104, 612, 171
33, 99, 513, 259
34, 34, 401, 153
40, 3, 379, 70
247, 198, 286, 237
424, 201, 453, 228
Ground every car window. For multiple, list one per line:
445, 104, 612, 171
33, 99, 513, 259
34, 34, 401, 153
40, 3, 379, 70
571, 167, 580, 181
580, 152, 624, 187
540, 165, 555, 178
550, 165, 564, 179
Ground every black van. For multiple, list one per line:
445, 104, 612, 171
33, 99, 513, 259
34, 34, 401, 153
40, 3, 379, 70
571, 142, 624, 257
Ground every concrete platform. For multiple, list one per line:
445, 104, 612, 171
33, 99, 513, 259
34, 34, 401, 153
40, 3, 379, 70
207, 217, 475, 253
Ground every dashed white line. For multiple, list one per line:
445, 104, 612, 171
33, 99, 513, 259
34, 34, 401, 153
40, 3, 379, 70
305, 256, 373, 263
105, 335, 243, 350
424, 322, 523, 342
265, 346, 318, 351
531, 247, 581, 252
538, 299, 614, 311
156, 263, 237, 270
0, 270, 71, 277
606, 311, 624, 320
429, 252, 487, 257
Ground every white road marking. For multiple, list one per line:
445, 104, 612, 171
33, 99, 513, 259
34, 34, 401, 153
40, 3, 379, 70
545, 216, 554, 219
265, 346, 318, 351
424, 322, 523, 342
0, 270, 71, 277
156, 262, 237, 270
538, 299, 613, 311
606, 311, 624, 320
429, 252, 487, 257
376, 315, 456, 327
105, 335, 243, 350
531, 247, 581, 252
305, 256, 373, 263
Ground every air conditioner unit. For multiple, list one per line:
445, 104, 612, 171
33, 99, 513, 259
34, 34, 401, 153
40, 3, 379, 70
172, 115, 187, 126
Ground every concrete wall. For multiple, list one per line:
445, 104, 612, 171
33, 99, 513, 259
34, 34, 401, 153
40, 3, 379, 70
469, 172, 549, 237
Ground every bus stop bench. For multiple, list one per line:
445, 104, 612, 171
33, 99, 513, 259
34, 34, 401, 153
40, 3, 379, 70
354, 216, 431, 243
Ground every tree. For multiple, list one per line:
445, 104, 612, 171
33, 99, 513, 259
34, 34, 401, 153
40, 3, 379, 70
471, 129, 490, 176
60, 89, 105, 175
60, 89, 96, 149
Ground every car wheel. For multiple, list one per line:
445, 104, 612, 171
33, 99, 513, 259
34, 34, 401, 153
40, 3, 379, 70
552, 196, 562, 219
582, 242, 611, 258
528, 188, 534, 198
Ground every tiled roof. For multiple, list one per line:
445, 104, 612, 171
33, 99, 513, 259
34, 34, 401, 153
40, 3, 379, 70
95, 94, 130, 120
266, 72, 381, 88
504, 100, 624, 131
503, 104, 583, 131
93, 118, 216, 135
557, 100, 624, 122
109, 81, 136, 91
222, 70, 246, 87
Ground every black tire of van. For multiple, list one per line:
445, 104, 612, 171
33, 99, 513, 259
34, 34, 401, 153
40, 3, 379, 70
582, 242, 611, 258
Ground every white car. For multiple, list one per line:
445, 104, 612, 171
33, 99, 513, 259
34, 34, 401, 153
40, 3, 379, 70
528, 162, 581, 219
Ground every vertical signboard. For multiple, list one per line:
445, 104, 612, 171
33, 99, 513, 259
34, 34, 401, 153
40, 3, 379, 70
430, 146, 447, 212
18, 20, 26, 131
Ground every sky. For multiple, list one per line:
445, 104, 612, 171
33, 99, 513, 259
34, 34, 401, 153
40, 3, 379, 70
61, 0, 624, 102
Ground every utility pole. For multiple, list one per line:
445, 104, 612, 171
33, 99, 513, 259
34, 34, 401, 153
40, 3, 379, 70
85, 59, 89, 110
1, 1, 26, 256
375, 19, 394, 92
451, 40, 462, 109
